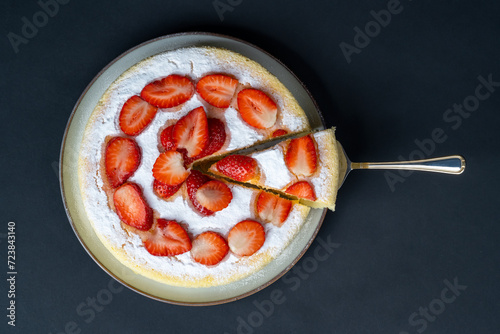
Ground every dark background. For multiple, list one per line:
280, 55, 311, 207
1, 0, 499, 333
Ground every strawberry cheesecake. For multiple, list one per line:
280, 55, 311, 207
207, 128, 340, 210
78, 46, 318, 287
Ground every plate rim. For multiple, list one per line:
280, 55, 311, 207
59, 31, 328, 306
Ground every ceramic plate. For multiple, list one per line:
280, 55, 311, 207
60, 32, 327, 305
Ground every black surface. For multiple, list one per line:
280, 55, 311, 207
1, 0, 499, 333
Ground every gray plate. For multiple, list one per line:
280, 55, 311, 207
60, 32, 327, 305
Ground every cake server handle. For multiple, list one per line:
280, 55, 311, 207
337, 142, 465, 189
350, 155, 466, 174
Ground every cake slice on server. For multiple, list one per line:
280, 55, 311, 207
204, 128, 341, 211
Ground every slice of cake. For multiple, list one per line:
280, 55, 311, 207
206, 128, 340, 211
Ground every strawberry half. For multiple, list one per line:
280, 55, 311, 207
237, 88, 277, 129
119, 95, 158, 136
228, 220, 266, 257
272, 129, 288, 138
105, 137, 141, 188
191, 231, 229, 266
183, 118, 226, 166
195, 180, 233, 212
159, 125, 177, 151
113, 182, 153, 231
215, 155, 259, 182
285, 135, 317, 177
173, 107, 208, 158
256, 191, 292, 227
143, 219, 192, 256
196, 74, 239, 108
152, 151, 189, 186
140, 74, 194, 108
153, 179, 182, 199
186, 170, 214, 216
285, 181, 317, 201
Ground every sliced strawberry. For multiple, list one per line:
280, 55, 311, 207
195, 180, 233, 212
237, 88, 277, 129
105, 137, 141, 188
183, 118, 226, 165
153, 178, 182, 199
119, 95, 158, 136
173, 107, 208, 158
215, 155, 258, 182
285, 181, 317, 201
196, 74, 238, 108
285, 135, 317, 177
186, 170, 214, 216
191, 231, 229, 266
256, 191, 292, 227
140, 74, 194, 108
143, 219, 192, 256
113, 182, 153, 231
228, 220, 266, 257
159, 125, 177, 151
152, 151, 189, 186
272, 129, 288, 138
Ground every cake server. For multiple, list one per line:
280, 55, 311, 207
337, 142, 466, 189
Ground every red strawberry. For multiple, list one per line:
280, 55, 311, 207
237, 88, 277, 129
228, 220, 265, 257
113, 182, 153, 230
196, 74, 239, 108
272, 129, 288, 138
140, 74, 194, 108
285, 181, 317, 201
119, 95, 158, 136
173, 107, 208, 158
215, 155, 259, 182
153, 179, 182, 199
186, 170, 214, 216
105, 137, 141, 188
183, 118, 226, 166
285, 135, 317, 177
191, 231, 229, 266
256, 191, 292, 227
152, 151, 189, 186
159, 125, 177, 151
195, 180, 233, 212
143, 219, 192, 256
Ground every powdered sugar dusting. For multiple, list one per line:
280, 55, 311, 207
252, 147, 296, 189
224, 107, 265, 150
78, 47, 310, 287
